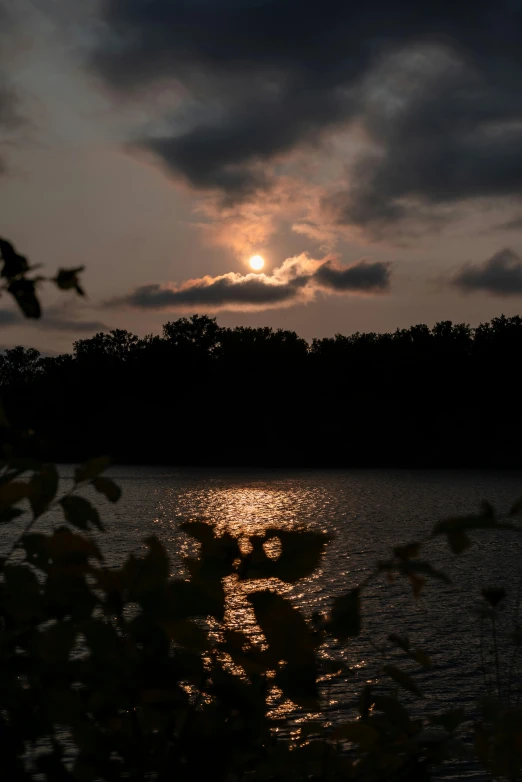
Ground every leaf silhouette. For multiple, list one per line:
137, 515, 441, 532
29, 463, 59, 518
327, 588, 361, 640
0, 507, 24, 524
446, 531, 471, 555
262, 529, 331, 582
248, 590, 316, 665
383, 665, 423, 697
331, 722, 379, 748
74, 456, 110, 484
388, 634, 432, 667
60, 496, 103, 531
92, 476, 121, 503
54, 267, 85, 296
7, 278, 41, 318
433, 507, 516, 536
401, 560, 451, 584
429, 709, 465, 733
161, 619, 209, 651
275, 661, 319, 710
0, 480, 33, 508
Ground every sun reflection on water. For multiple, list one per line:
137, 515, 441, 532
148, 480, 375, 725
165, 486, 335, 721
22, 467, 522, 731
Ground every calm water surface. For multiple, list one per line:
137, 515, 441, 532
3, 467, 522, 778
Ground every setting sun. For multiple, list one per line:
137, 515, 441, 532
249, 254, 265, 271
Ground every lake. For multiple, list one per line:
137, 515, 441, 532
2, 467, 522, 779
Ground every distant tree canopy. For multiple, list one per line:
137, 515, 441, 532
1, 313, 522, 466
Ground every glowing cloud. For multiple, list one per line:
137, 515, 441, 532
110, 255, 392, 313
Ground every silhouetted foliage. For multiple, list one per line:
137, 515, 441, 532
1, 237, 84, 319
3, 313, 522, 465
2, 448, 522, 779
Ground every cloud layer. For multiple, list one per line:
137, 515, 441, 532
0, 5, 19, 172
0, 82, 15, 127
451, 249, 522, 296
0, 78, 16, 176
91, 0, 522, 235
0, 305, 109, 333
112, 256, 391, 312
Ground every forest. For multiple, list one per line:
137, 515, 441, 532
1, 313, 522, 467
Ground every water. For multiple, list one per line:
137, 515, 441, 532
2, 467, 522, 778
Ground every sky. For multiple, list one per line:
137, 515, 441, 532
1, 0, 522, 353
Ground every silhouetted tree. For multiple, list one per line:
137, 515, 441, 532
2, 313, 522, 466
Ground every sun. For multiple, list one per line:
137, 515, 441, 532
249, 254, 265, 271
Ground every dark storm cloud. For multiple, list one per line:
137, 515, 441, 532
93, 0, 363, 197
314, 260, 390, 292
140, 98, 328, 199
124, 276, 299, 309
325, 53, 522, 231
450, 249, 522, 296
111, 257, 391, 312
92, 0, 522, 219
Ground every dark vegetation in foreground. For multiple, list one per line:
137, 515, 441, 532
3, 453, 522, 781
2, 313, 522, 466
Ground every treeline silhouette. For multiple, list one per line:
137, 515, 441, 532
1, 313, 522, 467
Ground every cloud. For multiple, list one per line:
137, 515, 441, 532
0, 82, 16, 125
0, 6, 22, 174
321, 43, 522, 235
192, 174, 325, 259
92, 0, 357, 198
0, 305, 109, 332
0, 79, 17, 174
0, 308, 18, 326
110, 255, 391, 312
450, 248, 522, 296
38, 314, 110, 333
494, 216, 522, 232
123, 277, 299, 310
90, 0, 522, 234
314, 260, 391, 292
